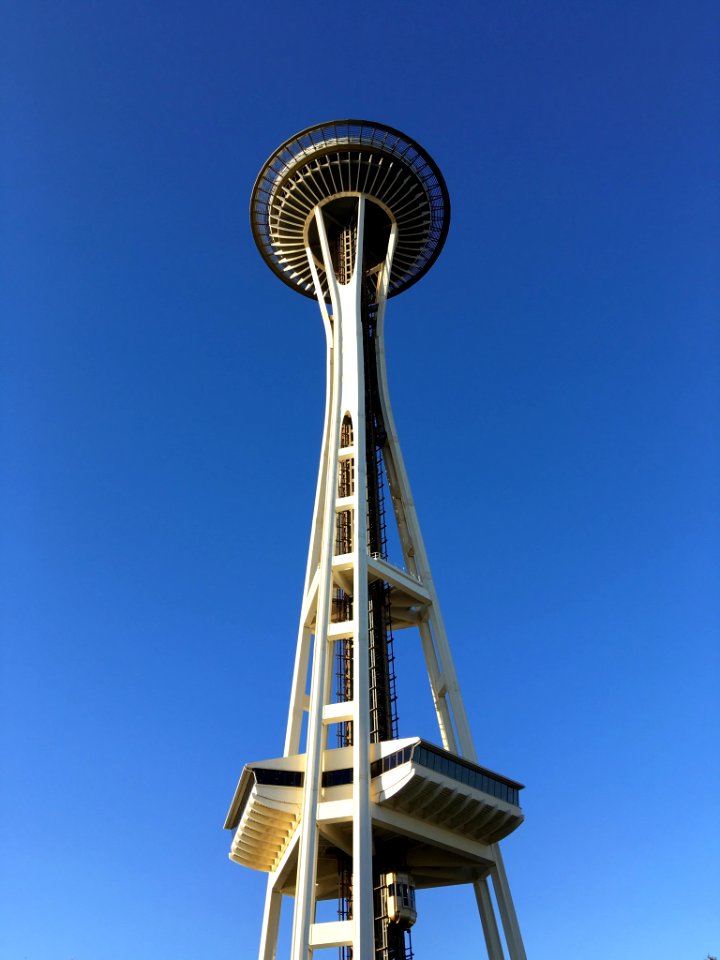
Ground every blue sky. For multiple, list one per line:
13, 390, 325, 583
1, 1, 718, 958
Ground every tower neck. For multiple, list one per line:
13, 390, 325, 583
308, 195, 399, 746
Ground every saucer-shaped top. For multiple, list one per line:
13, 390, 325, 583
250, 120, 450, 300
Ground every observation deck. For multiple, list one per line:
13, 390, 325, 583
250, 120, 450, 301
225, 738, 523, 896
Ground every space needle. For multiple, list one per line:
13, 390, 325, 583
225, 120, 527, 960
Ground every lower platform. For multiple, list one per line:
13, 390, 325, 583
224, 737, 523, 897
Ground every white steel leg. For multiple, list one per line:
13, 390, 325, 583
289, 207, 344, 960
259, 880, 282, 960
491, 848, 527, 960
474, 876, 505, 960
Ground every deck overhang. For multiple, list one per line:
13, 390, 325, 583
225, 738, 523, 891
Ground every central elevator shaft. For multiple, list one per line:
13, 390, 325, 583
328, 212, 411, 960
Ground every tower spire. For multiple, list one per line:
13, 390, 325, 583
226, 120, 527, 960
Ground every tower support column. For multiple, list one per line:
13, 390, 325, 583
488, 848, 527, 960
259, 882, 282, 960
288, 206, 345, 960
288, 196, 382, 959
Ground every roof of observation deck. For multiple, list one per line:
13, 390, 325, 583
250, 120, 450, 300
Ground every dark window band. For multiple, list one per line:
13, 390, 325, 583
251, 741, 521, 806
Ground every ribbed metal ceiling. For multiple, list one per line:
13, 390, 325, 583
250, 120, 450, 300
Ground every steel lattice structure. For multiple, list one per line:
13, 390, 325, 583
226, 120, 527, 960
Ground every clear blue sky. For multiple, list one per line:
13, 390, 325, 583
1, 1, 718, 958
